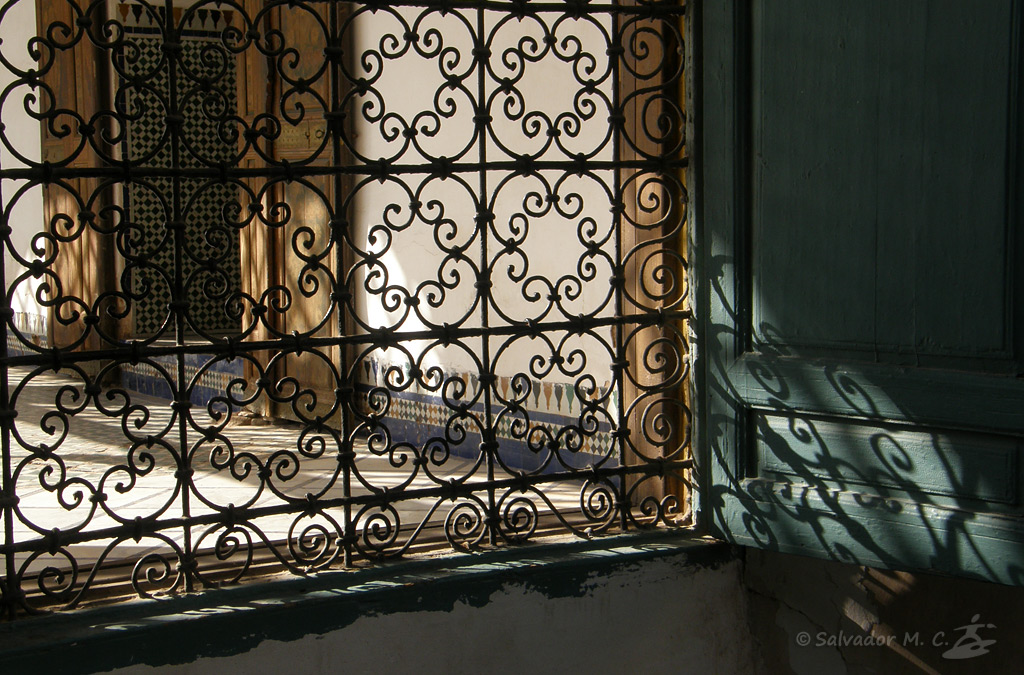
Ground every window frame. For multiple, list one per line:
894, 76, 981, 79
0, 0, 697, 620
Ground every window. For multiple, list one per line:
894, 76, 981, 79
0, 0, 690, 616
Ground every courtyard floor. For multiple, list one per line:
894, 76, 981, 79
4, 367, 584, 571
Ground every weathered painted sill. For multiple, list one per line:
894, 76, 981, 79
0, 533, 734, 674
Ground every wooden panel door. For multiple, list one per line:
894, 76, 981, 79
249, 3, 346, 424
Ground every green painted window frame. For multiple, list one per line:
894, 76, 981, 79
692, 0, 1024, 586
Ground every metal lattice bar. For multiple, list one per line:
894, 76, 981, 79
0, 0, 689, 617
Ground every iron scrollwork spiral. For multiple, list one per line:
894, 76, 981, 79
0, 0, 690, 618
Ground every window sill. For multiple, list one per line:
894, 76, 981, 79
0, 532, 733, 673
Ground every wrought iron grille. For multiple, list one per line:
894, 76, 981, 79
0, 0, 689, 617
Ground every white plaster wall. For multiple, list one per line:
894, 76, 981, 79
110, 557, 759, 675
349, 8, 617, 383
0, 0, 45, 337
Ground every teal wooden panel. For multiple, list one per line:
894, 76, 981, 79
750, 0, 1014, 358
698, 0, 1024, 584
730, 354, 1024, 434
755, 412, 1019, 505
715, 489, 1024, 585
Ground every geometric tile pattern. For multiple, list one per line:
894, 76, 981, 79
124, 28, 241, 336
120, 352, 245, 409
355, 355, 616, 472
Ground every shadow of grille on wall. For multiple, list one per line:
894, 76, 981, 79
0, 0, 691, 616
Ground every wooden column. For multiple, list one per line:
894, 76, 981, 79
37, 0, 115, 370
619, 6, 690, 521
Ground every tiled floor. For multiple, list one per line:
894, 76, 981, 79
4, 367, 586, 571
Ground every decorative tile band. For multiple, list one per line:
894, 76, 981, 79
12, 312, 46, 339
119, 354, 245, 409
111, 353, 617, 474
116, 1, 236, 34
355, 356, 618, 474
4, 318, 617, 473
